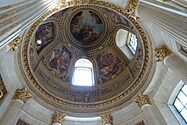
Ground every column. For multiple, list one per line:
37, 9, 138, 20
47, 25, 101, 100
138, 0, 187, 47
100, 114, 113, 125
0, 0, 57, 49
0, 87, 31, 125
51, 111, 66, 125
134, 95, 161, 125
155, 45, 187, 83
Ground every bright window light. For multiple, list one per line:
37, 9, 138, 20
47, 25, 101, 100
128, 34, 137, 54
72, 58, 94, 86
174, 84, 187, 123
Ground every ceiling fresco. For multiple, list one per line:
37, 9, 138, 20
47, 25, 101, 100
70, 10, 104, 43
20, 1, 153, 116
35, 22, 55, 54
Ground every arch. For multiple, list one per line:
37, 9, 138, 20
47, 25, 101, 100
71, 58, 95, 86
116, 29, 138, 60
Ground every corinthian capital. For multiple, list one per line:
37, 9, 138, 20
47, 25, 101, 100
0, 86, 4, 99
100, 113, 113, 125
51, 111, 66, 124
134, 95, 151, 107
12, 87, 32, 103
125, 0, 139, 18
154, 45, 172, 62
9, 36, 22, 51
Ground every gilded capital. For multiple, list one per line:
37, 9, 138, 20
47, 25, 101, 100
51, 111, 66, 124
154, 45, 172, 62
125, 0, 139, 17
134, 95, 151, 107
12, 87, 32, 103
9, 36, 22, 51
101, 113, 113, 125
58, 0, 68, 7
0, 86, 3, 99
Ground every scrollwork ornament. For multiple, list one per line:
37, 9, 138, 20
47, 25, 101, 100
9, 36, 22, 51
154, 45, 172, 62
12, 87, 32, 103
51, 111, 66, 124
125, 0, 139, 18
134, 95, 151, 107
101, 113, 113, 125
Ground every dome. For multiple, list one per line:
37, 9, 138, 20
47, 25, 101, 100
20, 2, 153, 116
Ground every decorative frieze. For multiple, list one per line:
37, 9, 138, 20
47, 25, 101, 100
134, 95, 151, 107
154, 45, 172, 62
101, 114, 113, 125
12, 87, 31, 103
51, 111, 66, 124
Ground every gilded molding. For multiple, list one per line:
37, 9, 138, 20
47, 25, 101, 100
9, 36, 22, 51
51, 111, 66, 124
134, 95, 151, 107
101, 114, 113, 125
12, 87, 32, 103
154, 45, 172, 62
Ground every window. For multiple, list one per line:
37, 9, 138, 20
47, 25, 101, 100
116, 29, 138, 56
174, 84, 187, 123
72, 58, 94, 86
127, 33, 138, 54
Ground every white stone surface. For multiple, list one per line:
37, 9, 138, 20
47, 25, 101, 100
0, 100, 24, 125
153, 69, 182, 125
142, 104, 162, 125
164, 53, 187, 84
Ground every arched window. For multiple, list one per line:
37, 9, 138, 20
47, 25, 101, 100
127, 33, 138, 54
173, 84, 187, 123
116, 29, 138, 60
72, 58, 94, 86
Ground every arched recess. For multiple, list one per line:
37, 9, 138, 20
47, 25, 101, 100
115, 29, 138, 61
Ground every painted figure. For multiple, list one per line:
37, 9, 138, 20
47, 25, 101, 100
49, 47, 71, 75
35, 22, 55, 53
97, 50, 122, 82
70, 10, 104, 42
